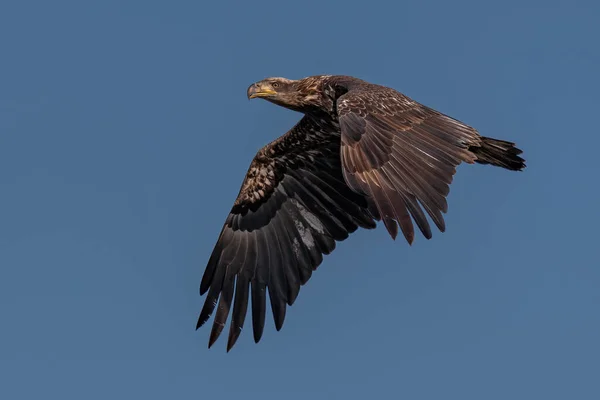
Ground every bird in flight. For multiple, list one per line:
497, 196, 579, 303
197, 75, 526, 351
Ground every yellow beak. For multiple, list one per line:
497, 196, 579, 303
247, 83, 277, 99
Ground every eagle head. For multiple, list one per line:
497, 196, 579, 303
247, 77, 325, 112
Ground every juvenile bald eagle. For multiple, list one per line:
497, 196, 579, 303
197, 75, 526, 351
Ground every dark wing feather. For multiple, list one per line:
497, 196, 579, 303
198, 115, 376, 351
337, 86, 482, 244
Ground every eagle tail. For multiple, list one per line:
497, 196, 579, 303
470, 136, 526, 171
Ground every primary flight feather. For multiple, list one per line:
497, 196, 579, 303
196, 75, 526, 351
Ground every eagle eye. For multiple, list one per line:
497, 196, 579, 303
271, 82, 280, 89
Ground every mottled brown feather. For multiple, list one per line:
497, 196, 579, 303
336, 84, 482, 242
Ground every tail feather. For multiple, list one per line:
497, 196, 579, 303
470, 136, 526, 171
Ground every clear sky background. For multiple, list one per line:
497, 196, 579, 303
2, 1, 599, 399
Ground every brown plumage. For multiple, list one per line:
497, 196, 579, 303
197, 75, 526, 351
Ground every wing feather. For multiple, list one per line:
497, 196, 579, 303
337, 87, 482, 244
197, 115, 375, 350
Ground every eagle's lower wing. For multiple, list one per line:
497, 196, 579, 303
197, 116, 376, 351
337, 87, 482, 244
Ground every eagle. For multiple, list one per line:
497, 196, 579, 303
197, 75, 526, 351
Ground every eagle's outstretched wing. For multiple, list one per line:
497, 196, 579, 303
197, 116, 376, 351
337, 86, 482, 245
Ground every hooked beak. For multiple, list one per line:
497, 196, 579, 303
247, 83, 277, 99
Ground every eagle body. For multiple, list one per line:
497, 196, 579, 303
197, 75, 526, 351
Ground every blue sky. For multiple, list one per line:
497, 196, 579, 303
1, 0, 599, 399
